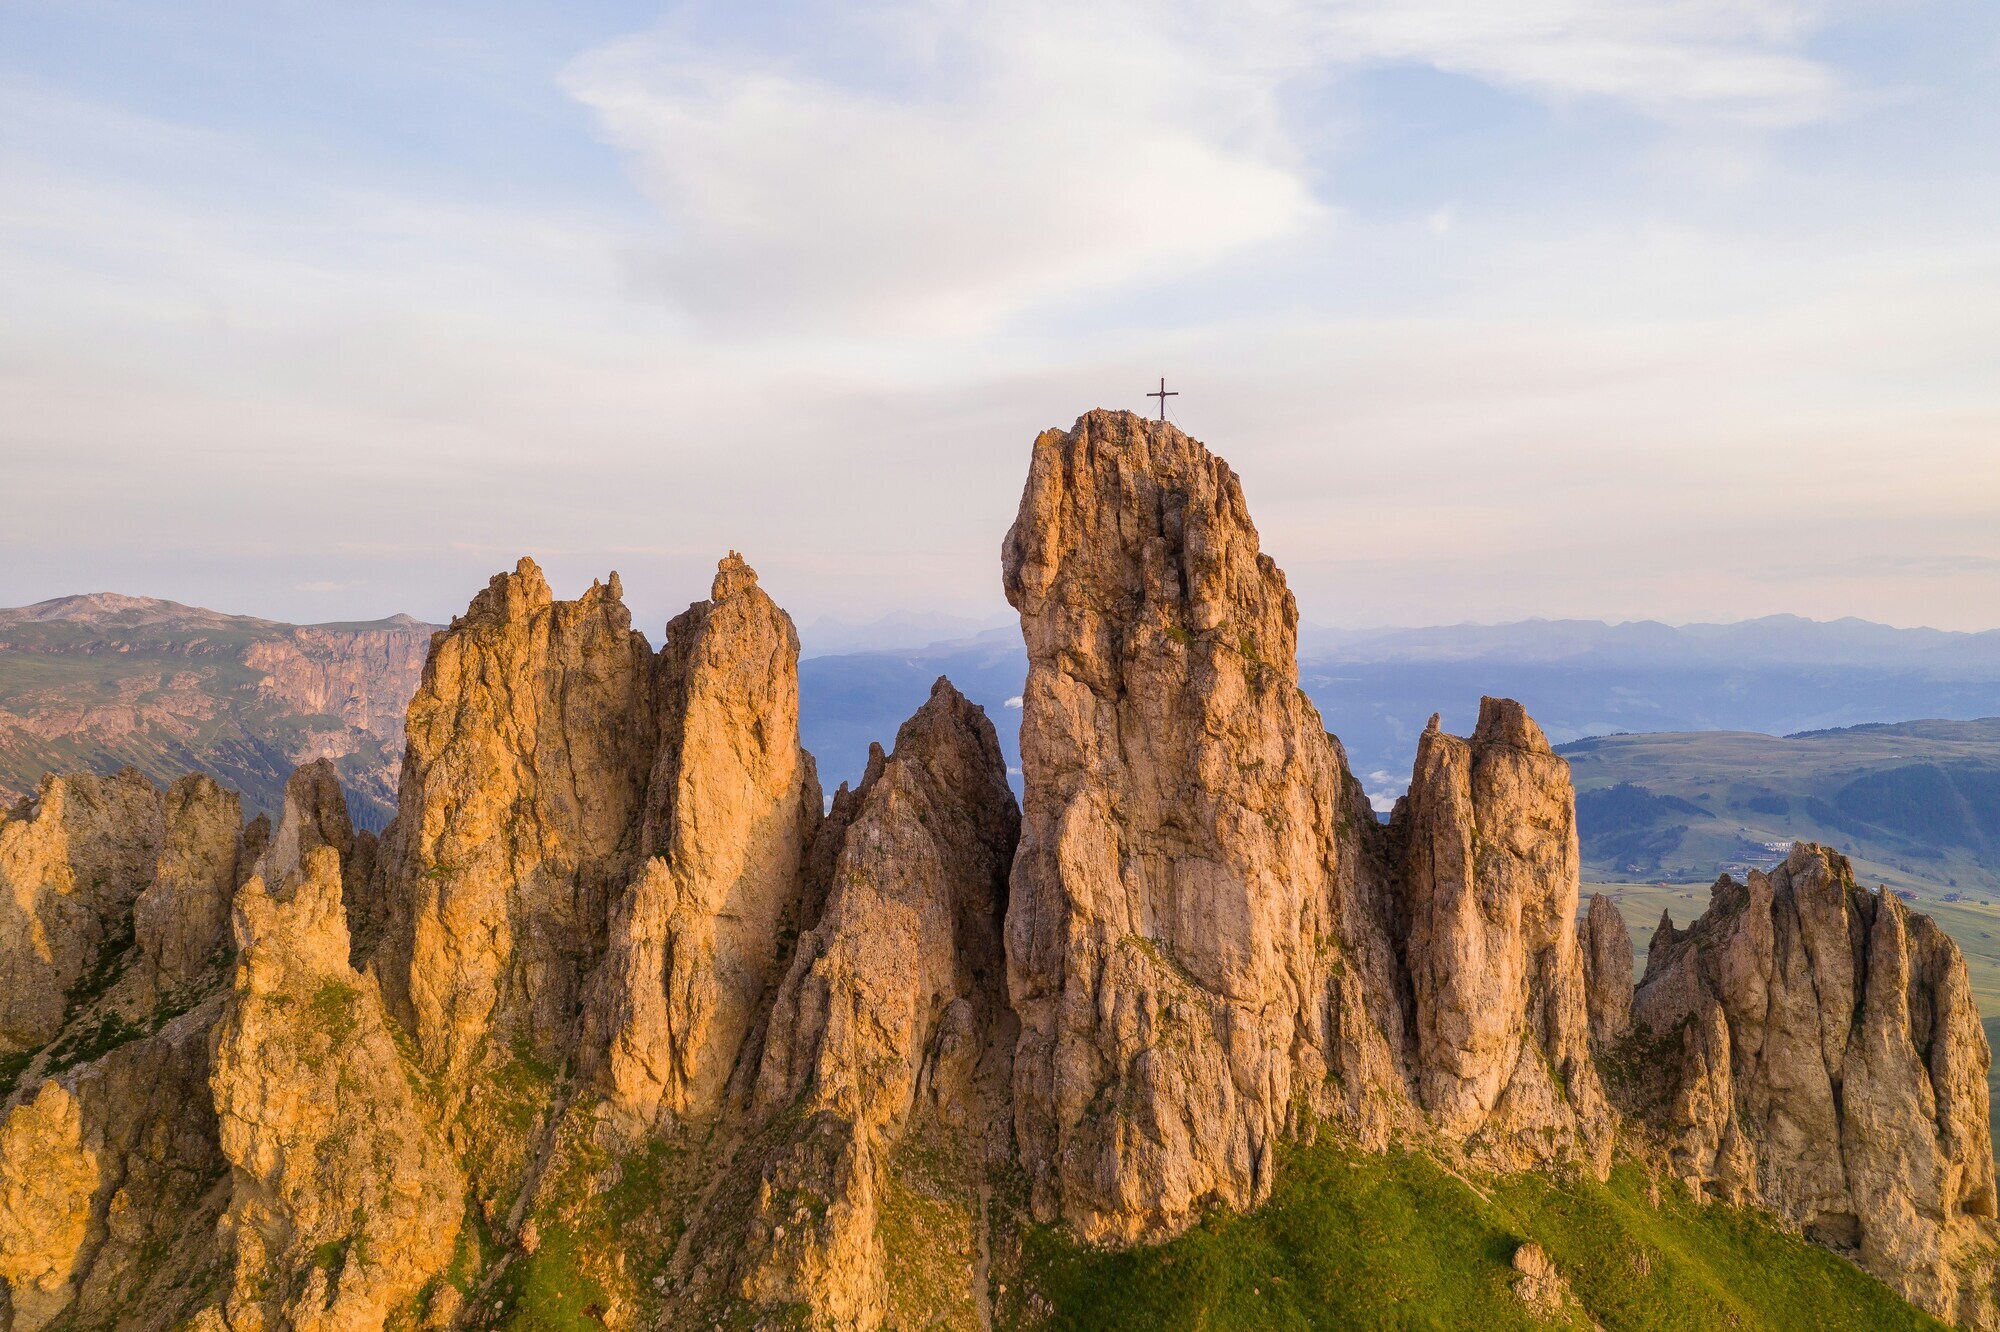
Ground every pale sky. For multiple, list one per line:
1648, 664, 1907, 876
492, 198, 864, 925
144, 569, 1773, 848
3, 0, 1997, 634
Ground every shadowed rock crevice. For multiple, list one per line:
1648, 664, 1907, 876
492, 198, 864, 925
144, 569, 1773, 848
588, 551, 825, 1137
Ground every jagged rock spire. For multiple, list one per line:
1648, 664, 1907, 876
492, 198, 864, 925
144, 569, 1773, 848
211, 767, 462, 1330
589, 550, 824, 1132
737, 677, 1019, 1325
372, 555, 657, 1081
1393, 695, 1612, 1171
1581, 893, 1635, 1050
1626, 843, 1999, 1324
1002, 409, 1406, 1242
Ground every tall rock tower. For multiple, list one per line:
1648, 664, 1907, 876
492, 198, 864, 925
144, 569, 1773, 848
1001, 409, 1411, 1242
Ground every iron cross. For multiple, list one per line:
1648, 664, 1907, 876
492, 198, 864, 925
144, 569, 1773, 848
1147, 377, 1177, 421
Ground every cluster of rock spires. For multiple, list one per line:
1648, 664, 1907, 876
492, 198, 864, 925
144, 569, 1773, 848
0, 409, 1994, 1330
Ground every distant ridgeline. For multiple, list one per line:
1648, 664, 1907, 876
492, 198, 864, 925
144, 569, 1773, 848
3, 412, 1997, 1331
8, 586, 1998, 844
1561, 720, 2000, 895
0, 594, 435, 830
789, 612, 2000, 812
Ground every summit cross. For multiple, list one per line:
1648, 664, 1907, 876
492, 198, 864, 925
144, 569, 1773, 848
1147, 377, 1177, 421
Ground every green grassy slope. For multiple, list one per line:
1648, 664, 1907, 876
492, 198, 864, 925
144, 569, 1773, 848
1560, 721, 2000, 901
1018, 1137, 1948, 1332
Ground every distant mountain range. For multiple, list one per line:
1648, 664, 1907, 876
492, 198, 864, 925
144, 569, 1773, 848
10, 594, 2000, 835
800, 613, 2000, 803
1300, 614, 2000, 670
1560, 718, 2000, 895
0, 594, 434, 828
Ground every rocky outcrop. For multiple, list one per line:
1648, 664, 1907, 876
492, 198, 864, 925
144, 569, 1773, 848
0, 1001, 229, 1332
132, 775, 244, 994
1390, 702, 1612, 1172
1581, 893, 1635, 1051
211, 774, 461, 1332
1001, 410, 1409, 1244
1626, 843, 2000, 1325
739, 678, 1019, 1327
0, 1078, 98, 1331
261, 759, 355, 885
0, 769, 243, 1332
0, 770, 164, 1052
7, 414, 1999, 1331
590, 553, 823, 1133
1509, 1241, 1579, 1320
374, 558, 657, 1083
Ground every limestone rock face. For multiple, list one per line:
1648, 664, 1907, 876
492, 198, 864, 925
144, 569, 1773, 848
261, 758, 354, 885
1581, 893, 1635, 1051
0, 1001, 229, 1332
1628, 843, 2000, 1326
1001, 410, 1406, 1244
0, 1078, 96, 1332
374, 558, 657, 1081
0, 766, 247, 1332
132, 775, 244, 994
1391, 701, 1612, 1172
740, 678, 1019, 1327
0, 770, 165, 1051
211, 790, 461, 1331
590, 552, 823, 1132
244, 616, 432, 755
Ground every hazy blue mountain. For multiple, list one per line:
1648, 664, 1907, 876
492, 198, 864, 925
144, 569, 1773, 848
799, 629, 1027, 795
801, 614, 2000, 806
797, 611, 1016, 656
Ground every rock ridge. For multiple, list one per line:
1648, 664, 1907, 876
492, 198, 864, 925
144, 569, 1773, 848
1618, 842, 1999, 1325
2, 411, 1995, 1332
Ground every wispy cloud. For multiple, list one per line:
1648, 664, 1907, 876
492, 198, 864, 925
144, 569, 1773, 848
1296, 0, 1840, 126
564, 1, 1843, 335
2, 0, 1994, 633
564, 4, 1321, 336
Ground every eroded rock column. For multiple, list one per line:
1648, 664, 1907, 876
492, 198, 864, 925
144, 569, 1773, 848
1392, 700, 1612, 1172
1001, 410, 1401, 1243
212, 769, 462, 1332
373, 558, 657, 1082
739, 678, 1019, 1327
588, 553, 824, 1133
1629, 843, 2000, 1326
